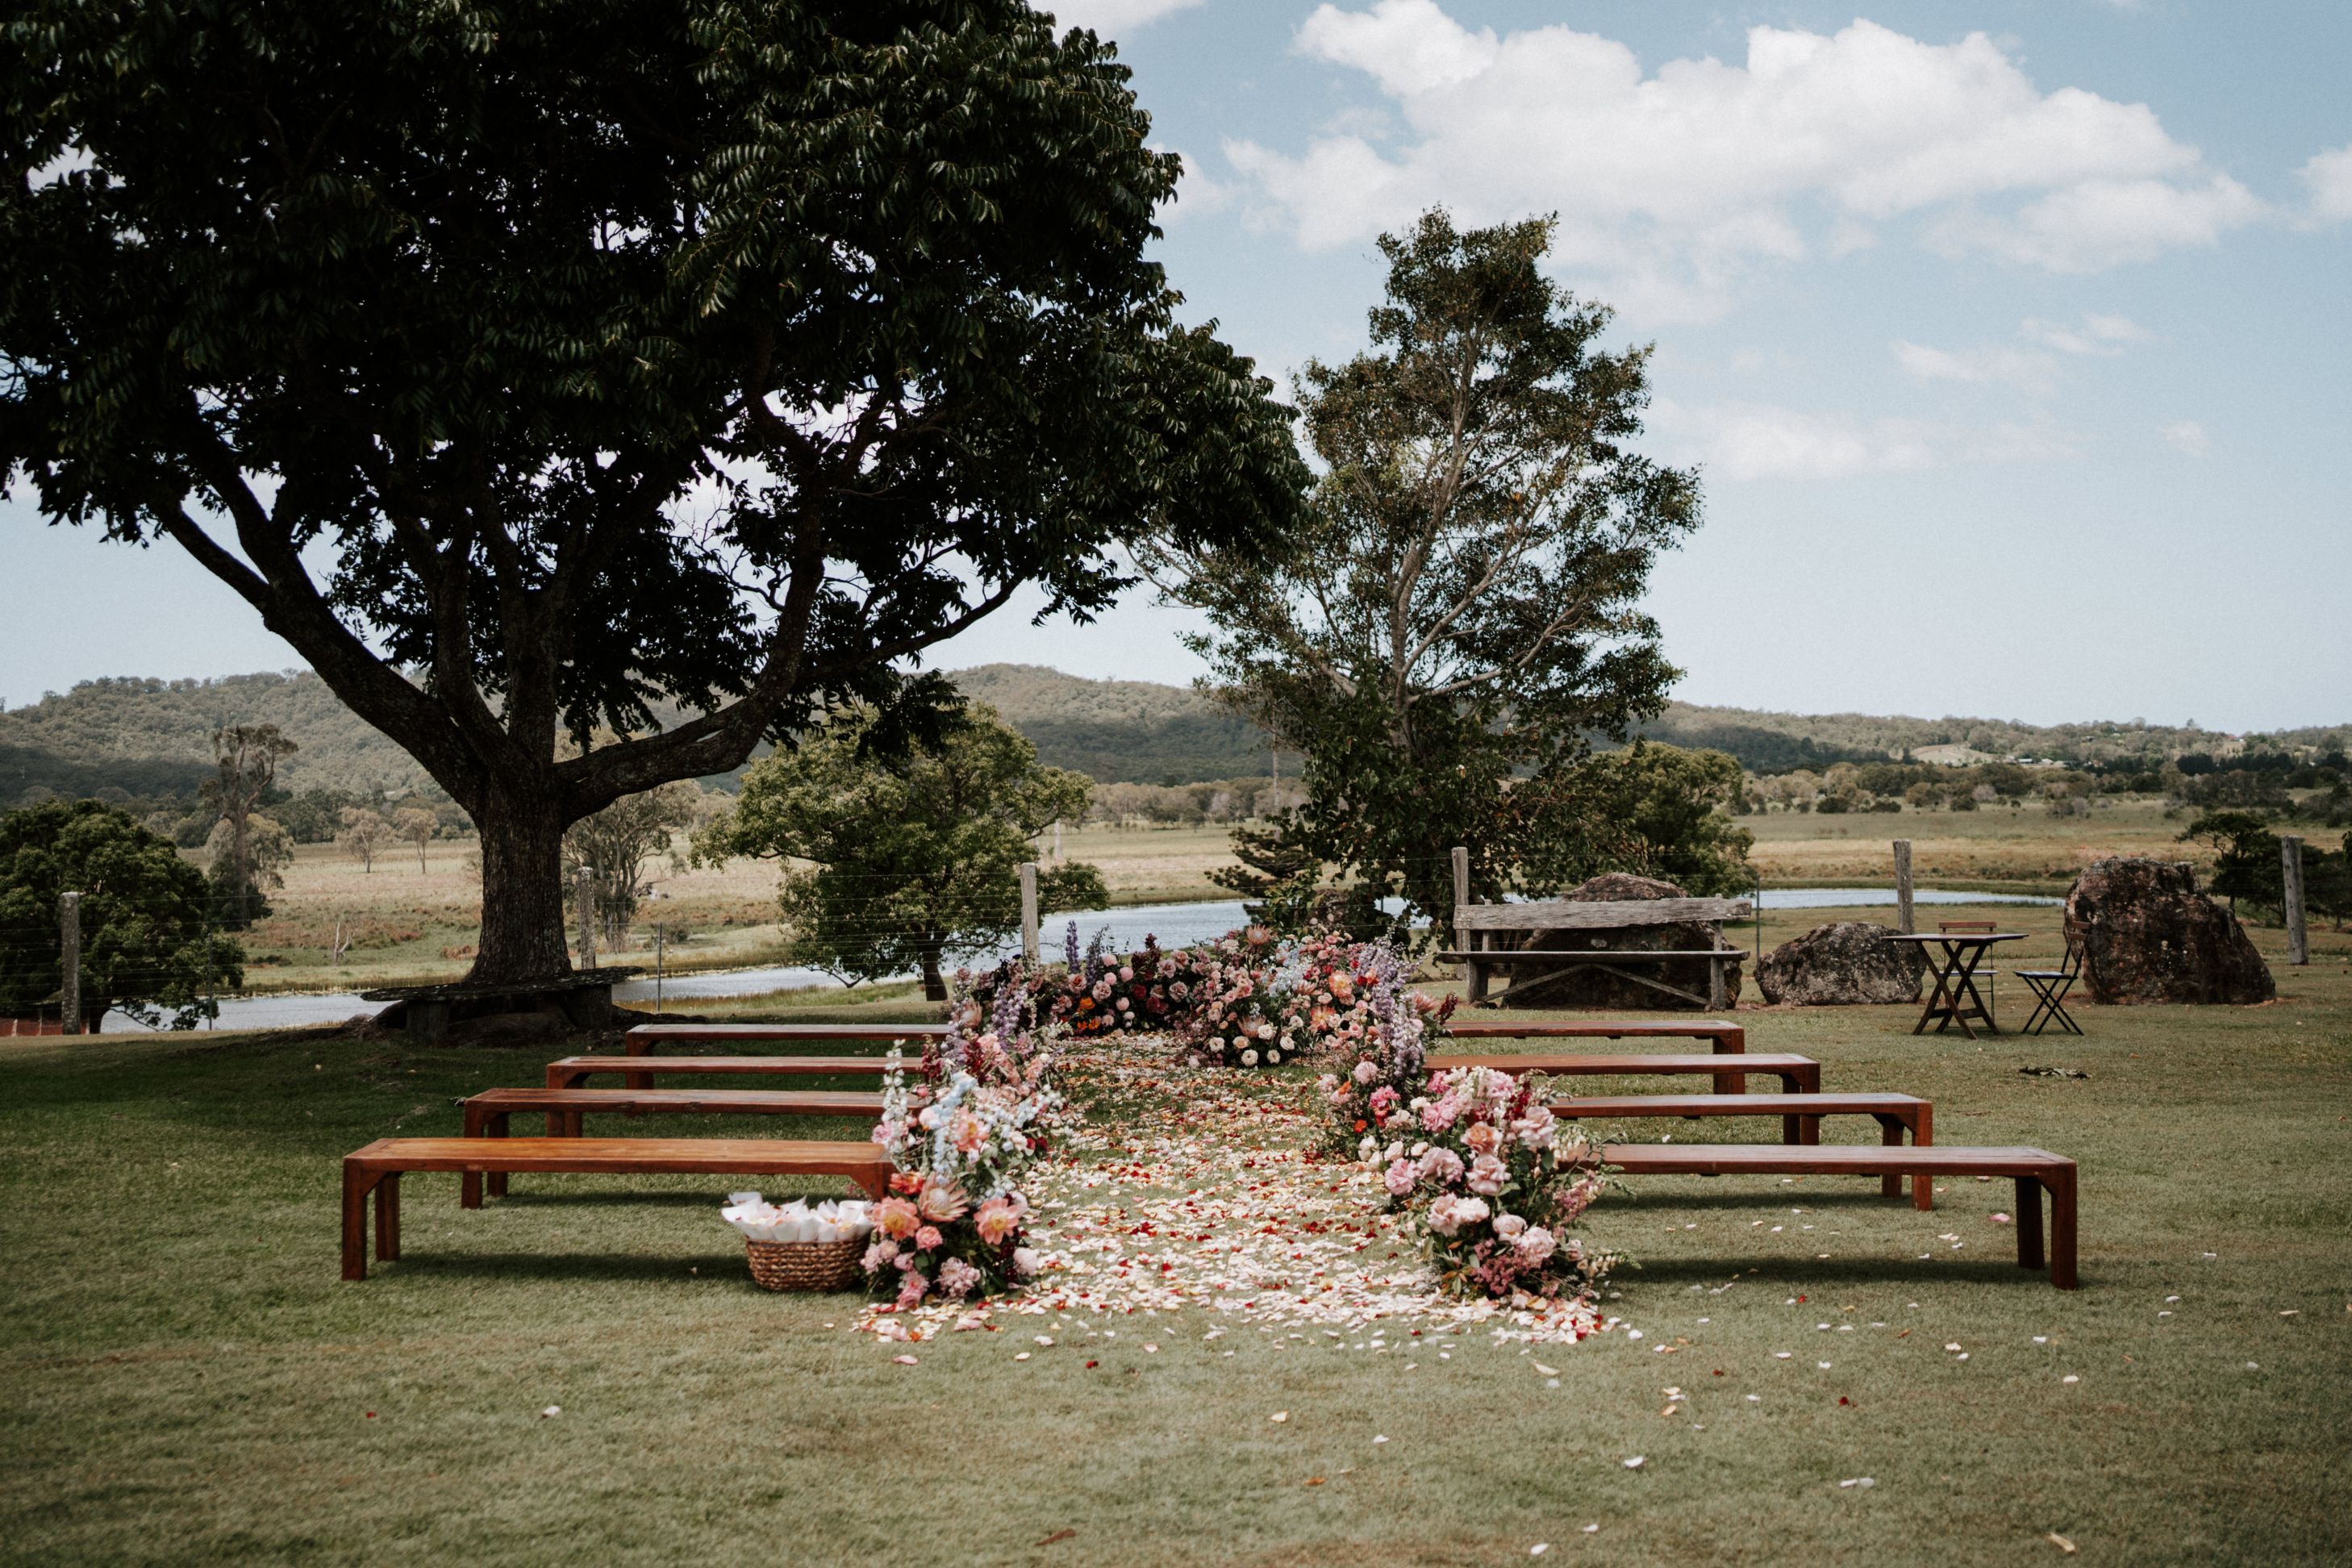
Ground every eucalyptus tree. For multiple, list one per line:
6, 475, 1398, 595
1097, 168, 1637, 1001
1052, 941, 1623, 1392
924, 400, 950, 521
1146, 210, 1700, 940
1, 0, 1305, 985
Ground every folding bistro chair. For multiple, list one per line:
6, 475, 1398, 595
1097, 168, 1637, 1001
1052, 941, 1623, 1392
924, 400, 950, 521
2016, 920, 2085, 1036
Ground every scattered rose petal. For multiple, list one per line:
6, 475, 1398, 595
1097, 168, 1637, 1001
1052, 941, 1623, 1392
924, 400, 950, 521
1623, 1455, 1645, 1470
891, 1355, 918, 1366
539, 1406, 560, 1418
2047, 1533, 2077, 1553
1270, 1412, 1289, 1424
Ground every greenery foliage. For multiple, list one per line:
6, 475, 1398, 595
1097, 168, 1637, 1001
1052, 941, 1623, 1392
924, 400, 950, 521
562, 783, 701, 949
1148, 210, 1699, 939
1566, 742, 1754, 895
0, 799, 240, 1027
703, 704, 1107, 999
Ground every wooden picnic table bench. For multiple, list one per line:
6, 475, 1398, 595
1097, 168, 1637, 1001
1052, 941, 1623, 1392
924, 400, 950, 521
1601, 1143, 2078, 1288
340, 1136, 893, 1280
1437, 1051, 1820, 1101
1551, 1092, 1932, 1202
1449, 893, 1753, 1008
461, 1087, 886, 1203
547, 1053, 892, 1090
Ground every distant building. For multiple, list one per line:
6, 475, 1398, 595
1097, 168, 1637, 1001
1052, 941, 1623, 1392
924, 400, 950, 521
1911, 743, 1997, 767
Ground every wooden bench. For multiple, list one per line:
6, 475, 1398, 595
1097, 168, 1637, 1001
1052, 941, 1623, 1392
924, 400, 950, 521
461, 1087, 887, 1202
1436, 1051, 1820, 1100
340, 1136, 893, 1280
1442, 1019, 1744, 1052
619, 1023, 946, 1087
1601, 1143, 2078, 1288
547, 1054, 893, 1090
1552, 1092, 1933, 1203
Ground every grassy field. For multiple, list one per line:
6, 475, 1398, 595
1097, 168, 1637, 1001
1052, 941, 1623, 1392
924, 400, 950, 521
225, 803, 2221, 997
3, 911, 2346, 1564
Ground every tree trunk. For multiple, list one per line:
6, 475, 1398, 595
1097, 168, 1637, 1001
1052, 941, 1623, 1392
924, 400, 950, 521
918, 940, 948, 1003
470, 789, 578, 986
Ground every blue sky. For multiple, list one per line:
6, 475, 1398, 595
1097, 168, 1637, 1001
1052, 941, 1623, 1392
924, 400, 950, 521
4, 1, 2347, 731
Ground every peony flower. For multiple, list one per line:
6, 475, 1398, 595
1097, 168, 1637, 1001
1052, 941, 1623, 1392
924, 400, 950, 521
918, 1180, 970, 1224
1453, 1195, 1491, 1228
1416, 1146, 1465, 1186
974, 1194, 1024, 1245
861, 1240, 899, 1272
1491, 1213, 1527, 1240
949, 1111, 986, 1154
1426, 1195, 1466, 1236
1466, 1153, 1509, 1196
937, 1257, 982, 1299
1011, 1246, 1042, 1278
1420, 1099, 1458, 1133
876, 1197, 920, 1240
1512, 1105, 1557, 1149
1515, 1226, 1558, 1265
1353, 1059, 1380, 1085
915, 1225, 945, 1252
1384, 1157, 1418, 1198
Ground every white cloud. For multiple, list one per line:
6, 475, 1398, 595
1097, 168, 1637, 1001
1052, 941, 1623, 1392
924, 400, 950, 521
1156, 146, 1236, 224
2296, 144, 2352, 227
1893, 312, 2149, 390
2161, 419, 2211, 456
1653, 398, 2073, 480
1043, 0, 1203, 34
1227, 6, 2269, 316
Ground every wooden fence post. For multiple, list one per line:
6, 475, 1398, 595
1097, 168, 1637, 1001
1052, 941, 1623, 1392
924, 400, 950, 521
1020, 863, 1040, 965
1451, 845, 1481, 996
574, 864, 597, 970
59, 890, 81, 1035
1892, 840, 1914, 935
2282, 836, 2308, 965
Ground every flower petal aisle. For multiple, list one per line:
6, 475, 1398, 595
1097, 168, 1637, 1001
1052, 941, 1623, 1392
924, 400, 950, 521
857, 1038, 1613, 1349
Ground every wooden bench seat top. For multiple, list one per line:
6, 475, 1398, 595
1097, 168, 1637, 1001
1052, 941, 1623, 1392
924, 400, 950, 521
548, 1053, 892, 1084
469, 1087, 886, 1114
1602, 1143, 2064, 1178
1554, 1091, 1922, 1117
623, 1022, 948, 1053
1445, 1019, 1741, 1041
1438, 1052, 1814, 1075
348, 1135, 890, 1177
1435, 949, 1735, 963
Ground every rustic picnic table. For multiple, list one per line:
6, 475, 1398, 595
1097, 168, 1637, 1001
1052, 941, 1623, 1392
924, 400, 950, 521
1886, 931, 2026, 1039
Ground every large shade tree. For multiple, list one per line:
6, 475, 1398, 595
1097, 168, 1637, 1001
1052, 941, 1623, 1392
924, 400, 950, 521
0, 0, 1304, 986
1145, 210, 1700, 941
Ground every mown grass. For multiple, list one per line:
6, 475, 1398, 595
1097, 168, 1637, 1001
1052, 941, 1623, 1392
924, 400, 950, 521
3, 920, 2346, 1566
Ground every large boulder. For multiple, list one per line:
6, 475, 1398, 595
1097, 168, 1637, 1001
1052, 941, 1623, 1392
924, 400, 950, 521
2065, 858, 2274, 1005
1503, 874, 1743, 1009
1756, 922, 1925, 1005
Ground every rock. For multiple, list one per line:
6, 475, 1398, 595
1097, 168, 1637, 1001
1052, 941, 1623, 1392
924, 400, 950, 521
2065, 858, 2273, 1004
1755, 923, 1924, 1006
1507, 874, 1743, 1010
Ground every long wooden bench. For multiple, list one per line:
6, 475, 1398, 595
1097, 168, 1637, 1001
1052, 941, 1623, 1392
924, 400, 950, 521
340, 1136, 893, 1281
547, 1054, 893, 1090
1443, 1018, 1749, 1090
1601, 1143, 2078, 1288
461, 1087, 887, 1203
1435, 1051, 1820, 1100
1553, 1092, 1932, 1203
618, 1023, 946, 1087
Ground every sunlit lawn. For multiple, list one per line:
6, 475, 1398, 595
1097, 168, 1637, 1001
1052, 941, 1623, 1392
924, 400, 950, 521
2, 913, 2345, 1564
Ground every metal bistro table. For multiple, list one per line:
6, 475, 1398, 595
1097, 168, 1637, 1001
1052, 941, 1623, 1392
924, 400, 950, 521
1885, 931, 2026, 1039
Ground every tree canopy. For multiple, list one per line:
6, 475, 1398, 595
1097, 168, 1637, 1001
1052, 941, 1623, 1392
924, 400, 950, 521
1146, 209, 1700, 939
701, 703, 1106, 999
0, 799, 241, 1028
1, 0, 1305, 985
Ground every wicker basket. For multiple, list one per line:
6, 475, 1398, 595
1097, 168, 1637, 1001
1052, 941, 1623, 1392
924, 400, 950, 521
744, 1236, 866, 1293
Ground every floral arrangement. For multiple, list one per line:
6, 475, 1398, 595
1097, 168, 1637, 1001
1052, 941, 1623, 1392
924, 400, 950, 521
1360, 1064, 1612, 1300
960, 924, 1221, 1040
1314, 943, 1457, 1149
863, 990, 1061, 1309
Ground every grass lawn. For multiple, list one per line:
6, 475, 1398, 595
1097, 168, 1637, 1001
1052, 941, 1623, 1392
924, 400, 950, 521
4, 915, 2347, 1565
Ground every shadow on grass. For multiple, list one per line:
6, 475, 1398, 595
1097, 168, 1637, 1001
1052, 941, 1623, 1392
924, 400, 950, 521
1613, 1254, 2058, 1289
372, 1251, 866, 1291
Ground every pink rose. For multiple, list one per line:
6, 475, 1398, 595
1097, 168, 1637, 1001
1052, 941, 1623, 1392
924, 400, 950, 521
861, 1240, 899, 1272
1516, 1225, 1558, 1265
1426, 1195, 1466, 1236
1416, 1146, 1465, 1186
938, 1257, 982, 1299
1384, 1157, 1418, 1198
1353, 1059, 1380, 1085
895, 1271, 931, 1310
915, 1225, 945, 1252
1011, 1245, 1042, 1278
1462, 1122, 1502, 1157
1491, 1213, 1527, 1240
1512, 1105, 1557, 1149
1420, 1099, 1459, 1133
1453, 1195, 1491, 1228
1466, 1153, 1508, 1196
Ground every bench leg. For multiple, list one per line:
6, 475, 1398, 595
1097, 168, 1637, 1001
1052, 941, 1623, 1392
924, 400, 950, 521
1912, 1104, 1934, 1210
1875, 1114, 1904, 1198
2045, 1167, 2078, 1290
1781, 1113, 1799, 1145
463, 1104, 486, 1207
375, 1173, 401, 1262
2015, 1175, 2044, 1272
489, 1111, 511, 1199
342, 1164, 378, 1281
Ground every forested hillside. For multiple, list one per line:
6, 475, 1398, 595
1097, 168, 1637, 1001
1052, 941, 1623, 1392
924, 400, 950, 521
3, 664, 2343, 807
